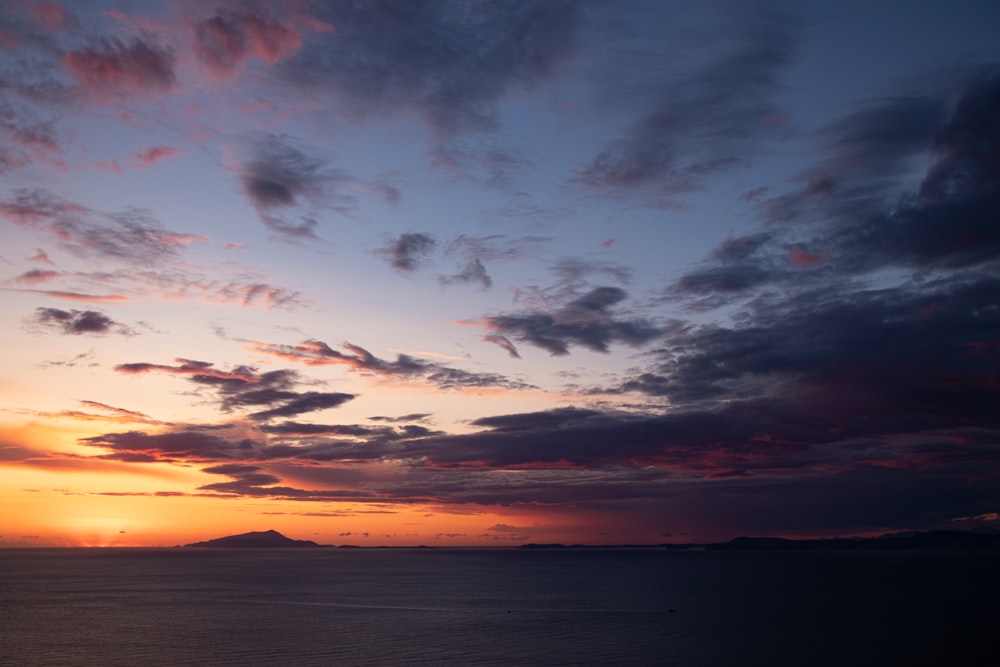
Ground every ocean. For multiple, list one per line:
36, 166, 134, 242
2, 547, 997, 666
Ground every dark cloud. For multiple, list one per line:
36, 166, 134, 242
471, 407, 600, 432
368, 413, 431, 423
197, 462, 373, 500
27, 307, 135, 336
115, 357, 357, 422
375, 233, 436, 272
250, 338, 537, 391
480, 334, 520, 359
575, 5, 795, 197
668, 67, 1000, 310
240, 134, 355, 239
82, 429, 256, 462
248, 392, 356, 421
480, 286, 661, 356
259, 422, 383, 437
283, 0, 584, 132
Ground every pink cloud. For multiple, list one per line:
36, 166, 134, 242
131, 145, 181, 169
13, 269, 61, 284
93, 159, 124, 173
0, 27, 18, 49
28, 248, 54, 264
601, 238, 616, 249
29, 3, 76, 31
63, 39, 175, 105
190, 11, 304, 79
9, 288, 130, 304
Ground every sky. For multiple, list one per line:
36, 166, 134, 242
1, 0, 999, 547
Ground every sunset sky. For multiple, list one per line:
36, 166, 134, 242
2, 0, 999, 547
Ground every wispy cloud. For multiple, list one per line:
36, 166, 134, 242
249, 338, 537, 391
64, 38, 176, 106
239, 133, 355, 239
375, 233, 436, 272
281, 0, 584, 133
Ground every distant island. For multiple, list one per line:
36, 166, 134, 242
520, 530, 1000, 551
184, 529, 330, 548
180, 528, 1000, 550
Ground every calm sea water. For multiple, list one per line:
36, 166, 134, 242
1, 547, 997, 666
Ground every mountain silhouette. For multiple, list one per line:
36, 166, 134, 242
184, 529, 327, 548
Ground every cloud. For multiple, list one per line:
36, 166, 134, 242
82, 428, 255, 463
130, 145, 180, 169
477, 286, 661, 356
27, 307, 136, 336
239, 134, 354, 239
30, 400, 166, 426
437, 234, 553, 289
282, 0, 585, 132
575, 5, 796, 197
249, 338, 537, 391
667, 67, 1000, 314
4, 288, 130, 304
115, 357, 355, 421
63, 38, 175, 105
191, 10, 305, 79
1, 189, 303, 309
368, 413, 432, 424
13, 269, 60, 284
480, 334, 520, 359
247, 392, 356, 421
0, 188, 206, 263
375, 233, 436, 272
440, 258, 492, 289
27, 4, 78, 32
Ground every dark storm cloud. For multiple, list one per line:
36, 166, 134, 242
282, 0, 585, 132
375, 233, 436, 272
480, 286, 661, 356
250, 339, 537, 391
27, 307, 135, 336
575, 5, 795, 196
240, 134, 356, 239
